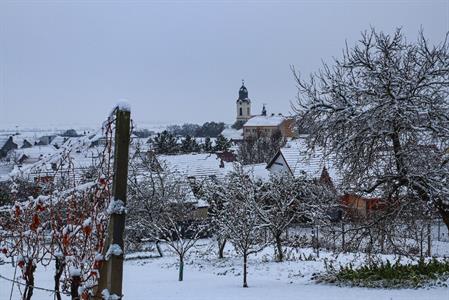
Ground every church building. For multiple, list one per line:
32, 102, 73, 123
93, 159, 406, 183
221, 80, 296, 141
236, 80, 252, 122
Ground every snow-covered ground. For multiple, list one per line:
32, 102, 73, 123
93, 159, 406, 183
1, 240, 448, 300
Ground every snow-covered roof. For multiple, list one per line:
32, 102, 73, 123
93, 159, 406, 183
0, 136, 10, 149
50, 136, 67, 147
0, 135, 41, 150
159, 153, 233, 179
15, 145, 57, 161
220, 128, 243, 140
158, 153, 270, 183
243, 163, 270, 181
244, 115, 286, 127
268, 138, 341, 184
8, 133, 104, 180
11, 136, 38, 148
88, 131, 105, 143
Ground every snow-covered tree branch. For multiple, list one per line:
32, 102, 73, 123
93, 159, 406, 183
293, 28, 449, 232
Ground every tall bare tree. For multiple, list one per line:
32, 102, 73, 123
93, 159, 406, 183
258, 172, 338, 262
215, 165, 268, 288
294, 28, 449, 232
128, 156, 208, 282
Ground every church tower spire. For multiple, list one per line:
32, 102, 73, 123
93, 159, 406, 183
261, 104, 267, 116
236, 80, 252, 122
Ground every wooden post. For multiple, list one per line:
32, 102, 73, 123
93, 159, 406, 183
97, 107, 131, 299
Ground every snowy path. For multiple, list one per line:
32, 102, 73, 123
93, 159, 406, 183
1, 242, 448, 300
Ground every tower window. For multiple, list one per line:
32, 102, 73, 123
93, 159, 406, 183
247, 107, 250, 115
240, 107, 242, 116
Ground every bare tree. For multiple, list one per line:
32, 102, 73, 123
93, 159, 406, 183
257, 173, 298, 262
238, 130, 286, 165
293, 28, 449, 232
258, 172, 338, 261
216, 165, 268, 288
202, 177, 231, 259
128, 156, 208, 282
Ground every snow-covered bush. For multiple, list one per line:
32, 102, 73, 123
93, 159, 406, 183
315, 258, 449, 288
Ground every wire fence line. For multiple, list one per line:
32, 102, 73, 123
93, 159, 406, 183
0, 274, 64, 297
283, 218, 449, 257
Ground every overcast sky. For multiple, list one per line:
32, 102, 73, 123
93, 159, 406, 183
0, 0, 448, 129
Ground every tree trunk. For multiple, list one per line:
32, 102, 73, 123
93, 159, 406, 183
178, 256, 184, 282
243, 252, 248, 288
218, 238, 226, 259
437, 204, 449, 234
71, 275, 81, 300
54, 257, 65, 300
275, 234, 283, 262
427, 222, 431, 257
156, 241, 163, 257
23, 261, 36, 300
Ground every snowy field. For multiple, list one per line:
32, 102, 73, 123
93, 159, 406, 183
1, 239, 448, 300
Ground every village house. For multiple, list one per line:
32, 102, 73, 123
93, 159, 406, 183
0, 136, 18, 158
341, 194, 385, 219
266, 138, 339, 181
266, 138, 385, 220
0, 135, 37, 159
220, 127, 243, 142
37, 135, 57, 146
243, 112, 296, 140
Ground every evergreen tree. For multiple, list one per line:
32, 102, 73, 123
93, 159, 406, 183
181, 135, 200, 153
153, 130, 179, 154
202, 137, 213, 152
214, 134, 231, 152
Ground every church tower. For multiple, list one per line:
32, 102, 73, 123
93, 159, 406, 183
236, 80, 251, 122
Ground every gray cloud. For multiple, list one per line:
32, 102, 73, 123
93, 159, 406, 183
0, 0, 447, 128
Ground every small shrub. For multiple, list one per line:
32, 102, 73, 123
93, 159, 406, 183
314, 258, 449, 288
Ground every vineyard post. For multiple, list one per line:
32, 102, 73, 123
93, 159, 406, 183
97, 107, 131, 299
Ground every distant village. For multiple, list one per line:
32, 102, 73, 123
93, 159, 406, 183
0, 81, 375, 219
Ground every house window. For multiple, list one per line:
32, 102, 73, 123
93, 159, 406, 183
240, 107, 242, 116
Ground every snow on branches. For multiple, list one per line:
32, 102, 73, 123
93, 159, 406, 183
127, 156, 208, 282
293, 28, 449, 231
0, 111, 117, 300
206, 165, 269, 287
